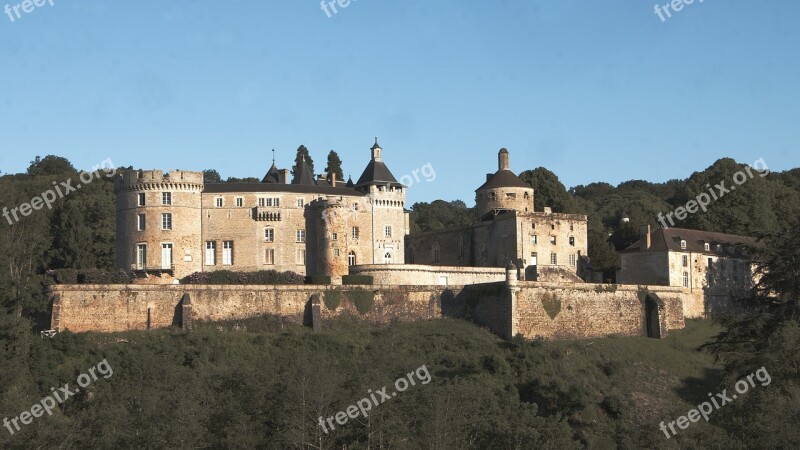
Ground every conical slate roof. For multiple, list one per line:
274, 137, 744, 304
355, 159, 400, 187
293, 157, 316, 186
261, 162, 281, 183
345, 175, 354, 188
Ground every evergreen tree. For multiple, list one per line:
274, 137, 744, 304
324, 150, 344, 182
291, 145, 315, 182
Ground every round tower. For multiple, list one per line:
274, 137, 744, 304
115, 170, 203, 283
310, 198, 349, 278
475, 148, 534, 218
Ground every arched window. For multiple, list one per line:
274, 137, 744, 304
348, 251, 356, 266
384, 252, 393, 264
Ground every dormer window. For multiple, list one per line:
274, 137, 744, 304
704, 242, 710, 251
680, 240, 687, 249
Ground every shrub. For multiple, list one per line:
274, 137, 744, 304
305, 275, 331, 285
342, 275, 373, 285
47, 268, 131, 284
180, 270, 304, 285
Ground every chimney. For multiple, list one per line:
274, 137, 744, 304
498, 148, 510, 171
330, 172, 337, 187
640, 225, 651, 251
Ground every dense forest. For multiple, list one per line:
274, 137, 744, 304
0, 153, 798, 447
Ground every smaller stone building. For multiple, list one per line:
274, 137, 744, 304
405, 149, 589, 279
617, 225, 756, 317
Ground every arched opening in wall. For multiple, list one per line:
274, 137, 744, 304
645, 295, 661, 338
384, 252, 393, 264
432, 242, 440, 264
348, 251, 356, 266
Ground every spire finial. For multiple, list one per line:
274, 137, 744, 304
271, 148, 275, 164
374, 136, 378, 145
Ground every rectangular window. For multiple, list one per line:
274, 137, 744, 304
680, 240, 687, 249
264, 228, 274, 242
683, 271, 689, 288
385, 226, 392, 237
530, 235, 537, 244
137, 214, 146, 231
161, 213, 172, 230
265, 248, 275, 265
222, 241, 233, 265
570, 224, 574, 231
704, 242, 710, 251
550, 236, 556, 245
569, 236, 575, 246
235, 197, 243, 207
550, 252, 557, 265
682, 255, 688, 267
296, 249, 306, 265
331, 232, 338, 241
296, 198, 305, 208
352, 203, 359, 211
136, 244, 147, 269
569, 254, 576, 266
258, 198, 266, 207
708, 257, 713, 267
296, 229, 305, 243
205, 241, 216, 265
138, 193, 146, 206
352, 226, 359, 240
161, 243, 173, 270
162, 192, 171, 205
334, 248, 340, 257
215, 197, 223, 208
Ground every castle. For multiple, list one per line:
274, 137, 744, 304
47, 140, 754, 340
115, 139, 408, 282
114, 141, 586, 285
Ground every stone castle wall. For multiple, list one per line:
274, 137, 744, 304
49, 281, 689, 340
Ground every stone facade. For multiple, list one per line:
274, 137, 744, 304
405, 149, 588, 279
115, 140, 409, 282
617, 225, 755, 318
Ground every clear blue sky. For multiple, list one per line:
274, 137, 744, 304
1, 1, 798, 205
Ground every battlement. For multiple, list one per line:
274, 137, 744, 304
115, 170, 204, 193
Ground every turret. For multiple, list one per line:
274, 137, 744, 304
475, 148, 534, 219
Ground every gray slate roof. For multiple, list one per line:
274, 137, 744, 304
476, 169, 531, 190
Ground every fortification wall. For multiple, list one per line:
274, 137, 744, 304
511, 282, 686, 340
350, 264, 506, 285
49, 284, 459, 333
49, 281, 688, 341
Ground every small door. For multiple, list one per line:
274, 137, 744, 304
161, 243, 173, 270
